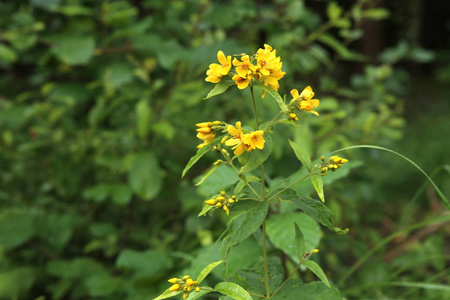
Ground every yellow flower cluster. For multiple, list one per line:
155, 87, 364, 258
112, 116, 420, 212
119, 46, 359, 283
290, 86, 320, 116
196, 121, 222, 149
168, 275, 200, 299
320, 155, 349, 175
223, 121, 265, 156
205, 44, 285, 93
205, 190, 238, 216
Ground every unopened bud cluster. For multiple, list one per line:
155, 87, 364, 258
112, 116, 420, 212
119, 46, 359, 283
168, 275, 200, 299
205, 190, 238, 216
319, 155, 349, 175
196, 121, 224, 149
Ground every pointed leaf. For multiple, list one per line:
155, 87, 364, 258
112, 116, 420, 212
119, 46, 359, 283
197, 260, 223, 284
294, 223, 306, 260
182, 135, 224, 178
253, 80, 288, 112
185, 289, 212, 299
288, 140, 312, 171
302, 260, 330, 288
198, 203, 215, 217
311, 174, 325, 202
195, 165, 222, 186
220, 200, 269, 257
266, 213, 321, 264
203, 78, 235, 100
292, 197, 348, 234
214, 282, 252, 300
152, 289, 182, 300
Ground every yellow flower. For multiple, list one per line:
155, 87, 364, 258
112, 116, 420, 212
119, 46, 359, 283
233, 55, 255, 78
232, 74, 250, 89
205, 51, 232, 83
224, 121, 245, 155
291, 86, 320, 116
241, 130, 265, 151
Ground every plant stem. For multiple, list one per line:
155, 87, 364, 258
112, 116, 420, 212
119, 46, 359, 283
272, 259, 304, 296
221, 150, 261, 200
267, 173, 311, 202
250, 85, 270, 297
262, 220, 271, 297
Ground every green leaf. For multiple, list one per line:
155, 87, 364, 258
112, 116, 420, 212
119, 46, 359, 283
197, 260, 223, 283
318, 34, 366, 61
182, 135, 224, 178
116, 249, 173, 279
198, 203, 215, 217
136, 99, 152, 139
311, 174, 325, 202
294, 223, 306, 260
220, 200, 269, 256
327, 2, 342, 21
331, 145, 449, 209
236, 256, 283, 295
266, 213, 321, 264
0, 209, 36, 250
185, 289, 212, 299
51, 35, 95, 65
288, 140, 312, 171
302, 260, 330, 288
111, 185, 133, 206
203, 78, 235, 100
0, 44, 17, 63
271, 280, 343, 300
195, 164, 222, 186
292, 197, 348, 234
362, 8, 390, 20
214, 282, 252, 300
127, 151, 163, 200
152, 289, 182, 300
238, 134, 273, 173
253, 80, 288, 112
0, 267, 35, 298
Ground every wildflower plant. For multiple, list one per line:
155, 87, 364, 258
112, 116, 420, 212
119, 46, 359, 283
154, 45, 449, 300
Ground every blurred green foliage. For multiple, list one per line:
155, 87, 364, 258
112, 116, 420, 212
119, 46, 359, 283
0, 0, 448, 299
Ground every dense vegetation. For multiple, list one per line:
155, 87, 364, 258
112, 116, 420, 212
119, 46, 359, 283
0, 0, 448, 299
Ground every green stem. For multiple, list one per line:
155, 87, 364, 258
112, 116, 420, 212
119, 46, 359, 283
263, 111, 283, 131
250, 85, 270, 297
272, 258, 304, 296
262, 220, 271, 297
267, 173, 311, 202
221, 150, 261, 200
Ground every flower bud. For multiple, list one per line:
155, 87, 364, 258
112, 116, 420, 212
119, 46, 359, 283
168, 278, 179, 284
196, 122, 209, 128
321, 156, 326, 162
170, 284, 181, 291
341, 158, 349, 163
216, 202, 223, 208
205, 199, 217, 206
212, 121, 222, 125
182, 275, 190, 280
186, 278, 195, 286
220, 191, 226, 196
183, 293, 189, 299
196, 127, 211, 133
195, 286, 200, 292
217, 196, 225, 202
311, 249, 319, 254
